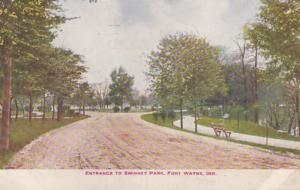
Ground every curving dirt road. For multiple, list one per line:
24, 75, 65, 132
7, 112, 300, 169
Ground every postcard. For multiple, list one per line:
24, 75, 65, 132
0, 0, 299, 190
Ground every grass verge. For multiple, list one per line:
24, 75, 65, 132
197, 117, 300, 141
141, 113, 300, 156
141, 113, 177, 128
0, 116, 88, 168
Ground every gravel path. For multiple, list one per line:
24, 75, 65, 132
7, 112, 300, 169
174, 116, 300, 150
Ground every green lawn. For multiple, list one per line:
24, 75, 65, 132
197, 117, 300, 141
141, 113, 300, 155
0, 116, 88, 168
141, 113, 178, 128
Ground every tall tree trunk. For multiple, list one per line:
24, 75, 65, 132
98, 102, 101, 111
273, 106, 280, 130
180, 98, 183, 129
0, 38, 12, 150
79, 104, 82, 115
294, 122, 297, 136
194, 99, 198, 133
9, 97, 13, 121
121, 96, 124, 112
21, 98, 25, 117
29, 94, 33, 122
52, 95, 55, 120
288, 112, 295, 134
57, 97, 64, 121
15, 98, 19, 121
254, 45, 259, 123
42, 92, 46, 121
270, 113, 273, 129
242, 56, 248, 121
236, 39, 248, 120
295, 88, 300, 136
83, 104, 85, 116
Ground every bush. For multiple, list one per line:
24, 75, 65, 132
65, 109, 75, 117
37, 106, 43, 112
152, 112, 159, 121
202, 108, 209, 116
160, 111, 167, 121
113, 106, 120, 113
168, 110, 176, 120
124, 107, 131, 112
208, 106, 223, 118
74, 112, 81, 117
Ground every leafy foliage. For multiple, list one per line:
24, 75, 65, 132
109, 67, 134, 110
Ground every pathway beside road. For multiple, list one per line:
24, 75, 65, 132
174, 116, 300, 150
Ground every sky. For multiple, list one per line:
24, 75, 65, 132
53, 0, 261, 92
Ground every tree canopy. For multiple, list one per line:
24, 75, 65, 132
147, 33, 226, 131
109, 66, 134, 110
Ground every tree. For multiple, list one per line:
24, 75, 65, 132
248, 0, 300, 133
93, 80, 110, 109
140, 95, 149, 108
219, 52, 246, 106
48, 48, 85, 121
182, 35, 227, 132
234, 34, 251, 120
259, 78, 285, 130
0, 0, 65, 150
147, 33, 190, 129
244, 26, 260, 123
147, 33, 227, 132
221, 42, 262, 122
109, 67, 134, 111
13, 51, 45, 121
129, 89, 140, 108
73, 82, 95, 115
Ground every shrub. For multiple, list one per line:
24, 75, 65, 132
208, 106, 223, 117
37, 106, 43, 112
124, 107, 131, 112
74, 112, 81, 117
113, 106, 120, 113
202, 108, 209, 116
160, 111, 167, 121
65, 109, 75, 117
168, 110, 176, 120
152, 112, 159, 121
